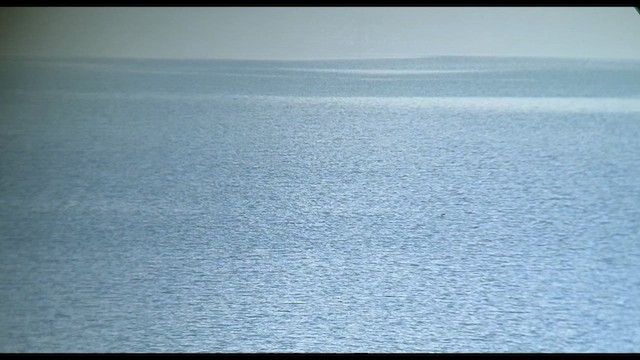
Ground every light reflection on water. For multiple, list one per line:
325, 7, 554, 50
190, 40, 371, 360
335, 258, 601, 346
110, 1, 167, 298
1, 57, 639, 352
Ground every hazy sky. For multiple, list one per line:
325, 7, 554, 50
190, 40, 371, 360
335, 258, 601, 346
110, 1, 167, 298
1, 7, 639, 60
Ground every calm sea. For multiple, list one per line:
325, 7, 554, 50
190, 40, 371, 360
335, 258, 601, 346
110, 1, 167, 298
1, 56, 640, 352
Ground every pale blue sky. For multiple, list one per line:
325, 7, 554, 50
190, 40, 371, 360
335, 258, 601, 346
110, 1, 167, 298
1, 7, 639, 60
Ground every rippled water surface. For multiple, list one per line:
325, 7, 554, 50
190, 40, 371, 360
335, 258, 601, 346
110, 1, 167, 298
1, 57, 640, 352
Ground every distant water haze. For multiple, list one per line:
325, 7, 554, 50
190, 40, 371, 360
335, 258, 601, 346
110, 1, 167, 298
1, 7, 639, 60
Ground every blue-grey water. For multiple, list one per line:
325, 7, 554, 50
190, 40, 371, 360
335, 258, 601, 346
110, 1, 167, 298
1, 56, 640, 352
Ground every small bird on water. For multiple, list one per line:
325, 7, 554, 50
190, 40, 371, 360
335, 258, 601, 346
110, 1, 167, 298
440, 213, 446, 218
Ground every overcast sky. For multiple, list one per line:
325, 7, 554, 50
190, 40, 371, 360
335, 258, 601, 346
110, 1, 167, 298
1, 7, 639, 60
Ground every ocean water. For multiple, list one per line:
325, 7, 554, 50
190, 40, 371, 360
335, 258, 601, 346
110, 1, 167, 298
1, 56, 639, 352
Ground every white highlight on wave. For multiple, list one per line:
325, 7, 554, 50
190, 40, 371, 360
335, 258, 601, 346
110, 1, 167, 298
281, 68, 484, 75
247, 95, 640, 113
7, 89, 640, 113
